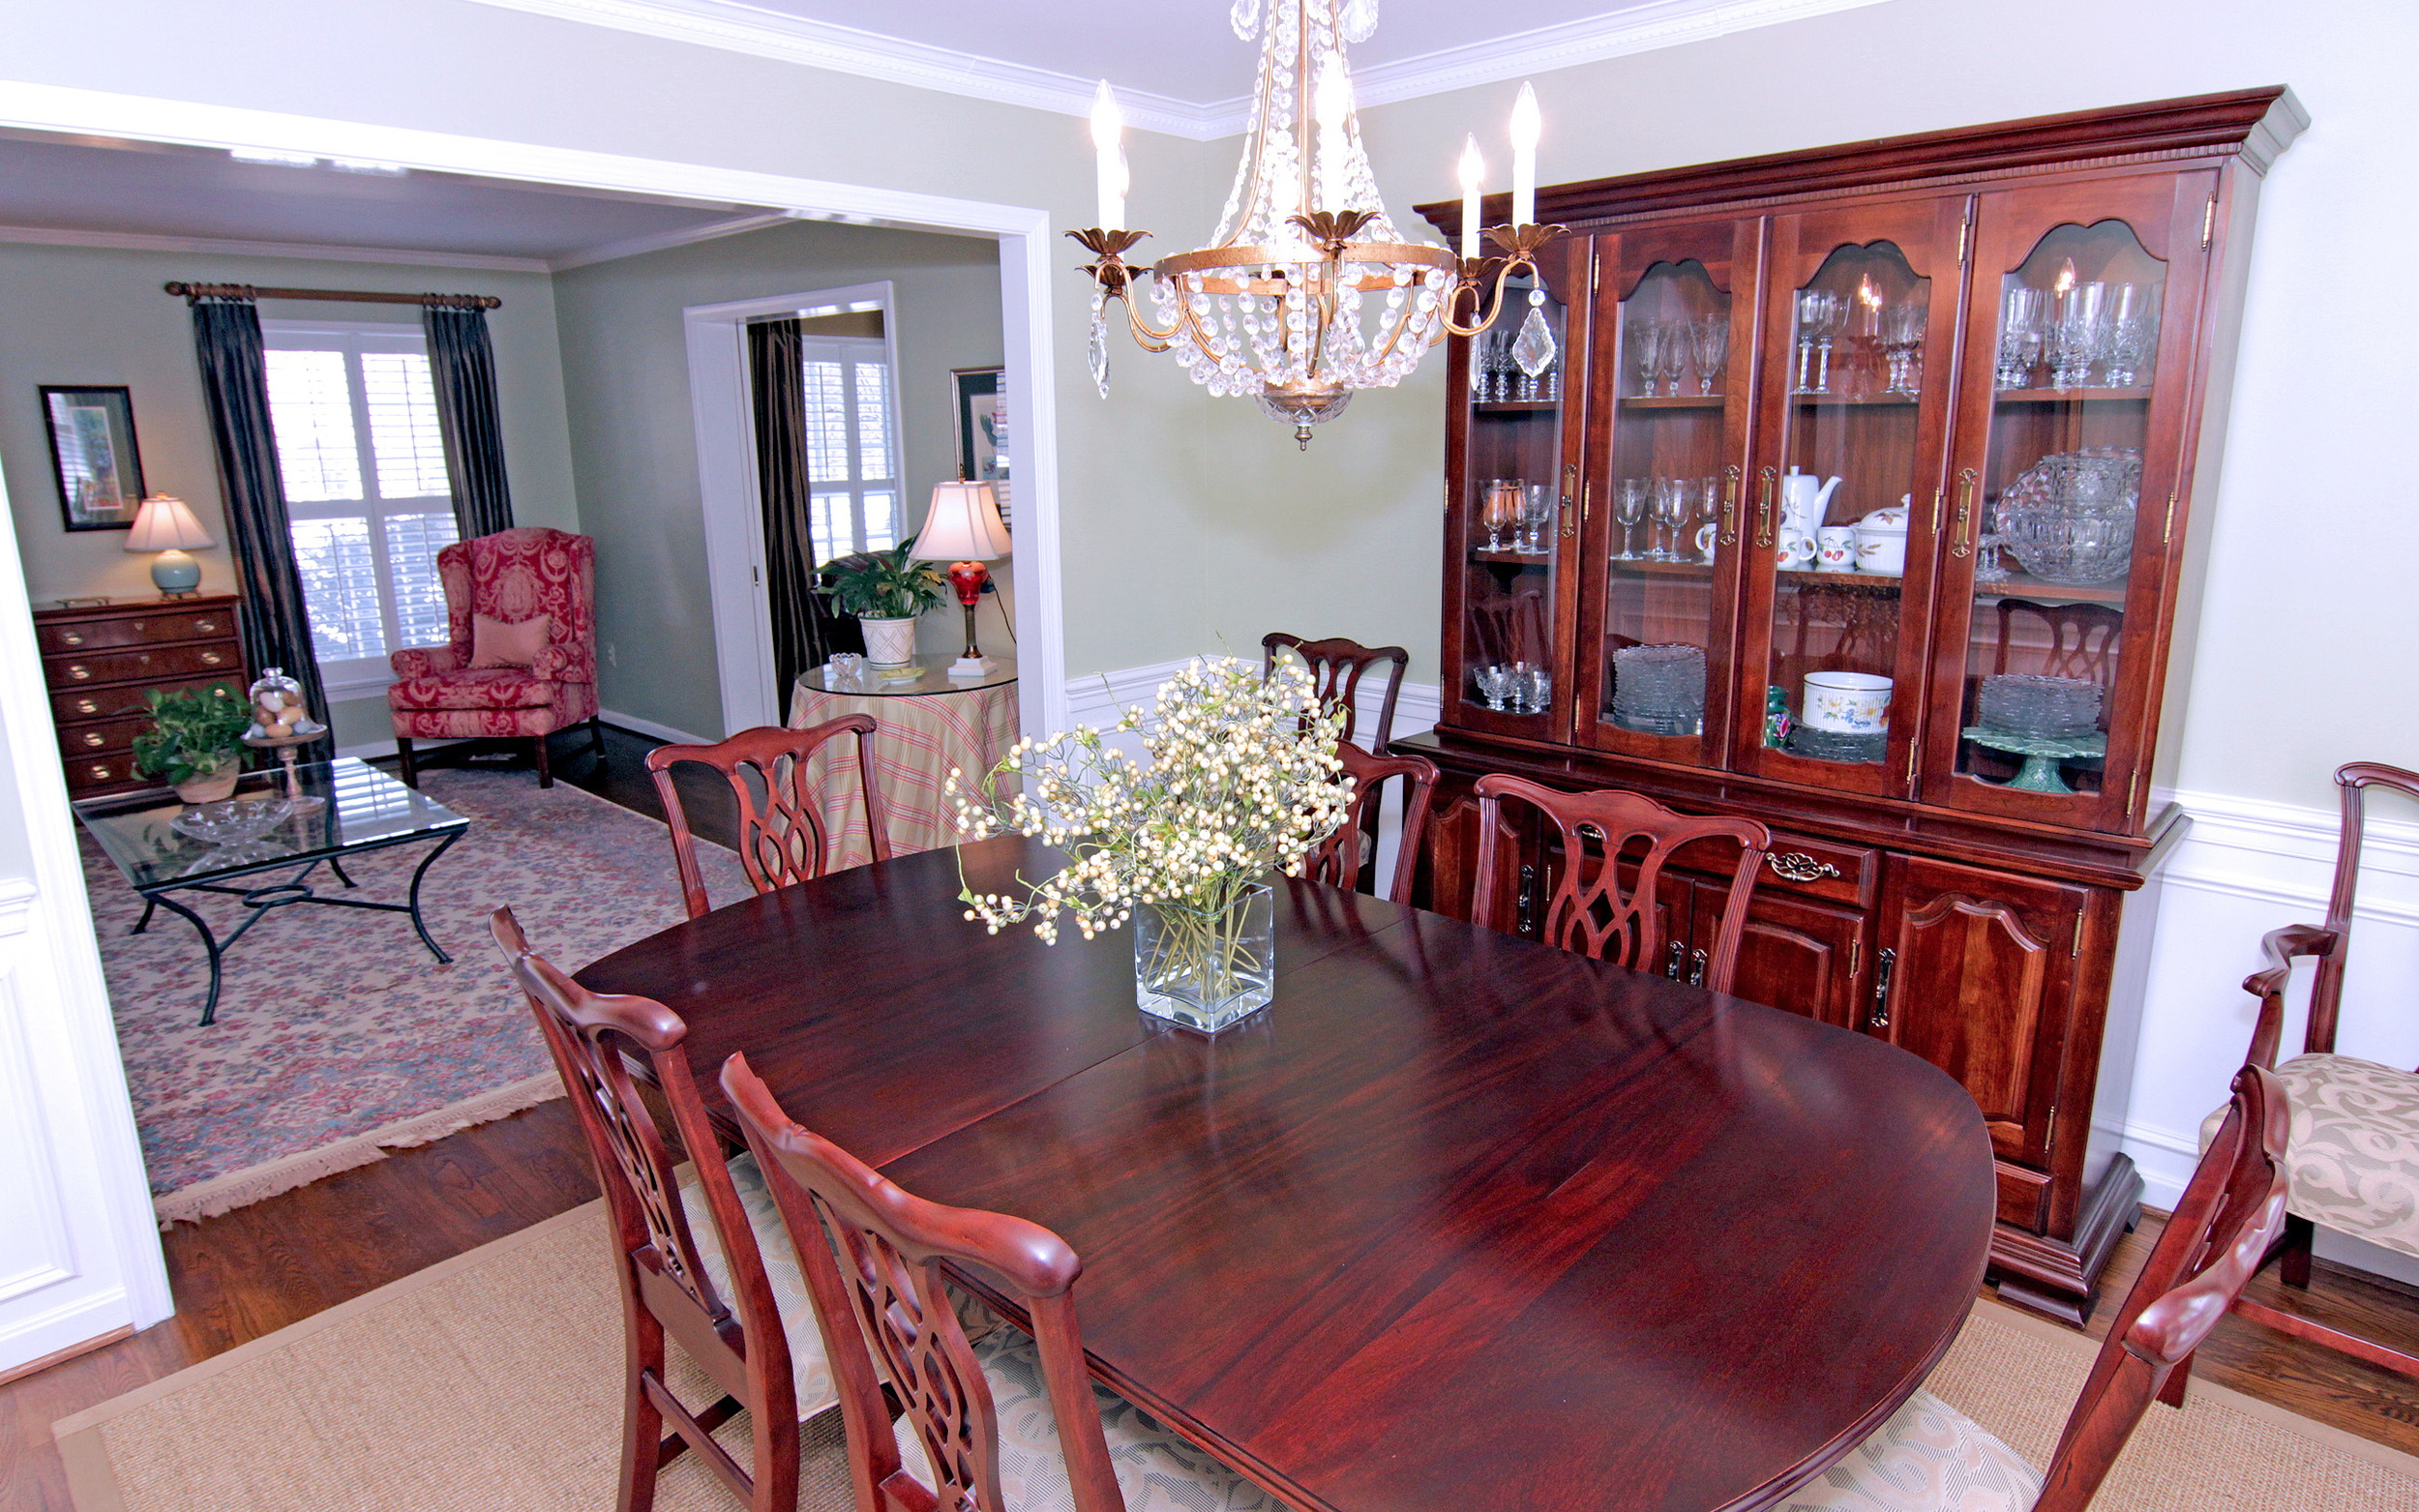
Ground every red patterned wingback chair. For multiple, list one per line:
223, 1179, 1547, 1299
386, 527, 603, 788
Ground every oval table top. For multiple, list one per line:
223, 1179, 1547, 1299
579, 835, 1996, 1512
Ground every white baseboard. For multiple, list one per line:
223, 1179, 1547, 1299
597, 708, 714, 747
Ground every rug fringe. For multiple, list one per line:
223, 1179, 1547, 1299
153, 1074, 566, 1227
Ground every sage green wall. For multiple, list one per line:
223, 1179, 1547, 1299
550, 219, 1008, 736
0, 241, 578, 745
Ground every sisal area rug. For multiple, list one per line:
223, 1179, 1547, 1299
49, 1201, 2419, 1512
87, 770, 745, 1225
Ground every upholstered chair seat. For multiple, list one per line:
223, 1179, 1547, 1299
2198, 1052, 2419, 1258
1777, 1390, 2043, 1512
386, 667, 562, 712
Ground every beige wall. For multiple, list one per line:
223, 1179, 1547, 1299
550, 219, 1007, 736
0, 241, 578, 744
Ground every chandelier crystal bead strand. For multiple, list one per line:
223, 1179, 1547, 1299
1071, 0, 1564, 448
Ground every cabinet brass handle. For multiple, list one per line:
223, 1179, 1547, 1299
68, 664, 90, 680
1867, 946, 1897, 1031
194, 619, 219, 633
1951, 467, 1978, 558
1665, 938, 1687, 978
90, 764, 113, 781
201, 651, 224, 666
1719, 464, 1741, 545
75, 698, 97, 715
1688, 949, 1708, 988
61, 631, 83, 645
1767, 851, 1842, 883
1755, 466, 1777, 548
82, 732, 104, 748
1562, 467, 1580, 540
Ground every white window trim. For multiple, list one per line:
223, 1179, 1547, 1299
797, 329, 907, 562
261, 317, 458, 697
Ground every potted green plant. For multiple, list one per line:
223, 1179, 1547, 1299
823, 534, 946, 667
133, 683, 252, 803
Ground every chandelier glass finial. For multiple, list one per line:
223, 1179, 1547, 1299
1072, 0, 1560, 448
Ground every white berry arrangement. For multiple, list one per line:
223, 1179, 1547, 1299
947, 656, 1356, 992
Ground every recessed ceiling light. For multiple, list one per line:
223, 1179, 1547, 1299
227, 147, 320, 168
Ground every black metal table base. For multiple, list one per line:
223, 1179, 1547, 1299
134, 830, 463, 1025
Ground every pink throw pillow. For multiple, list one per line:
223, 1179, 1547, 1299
470, 612, 552, 669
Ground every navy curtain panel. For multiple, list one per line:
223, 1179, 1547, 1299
748, 316, 827, 704
421, 303, 515, 539
188, 295, 329, 724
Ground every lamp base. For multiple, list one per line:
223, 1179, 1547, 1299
150, 548, 202, 597
946, 655, 994, 678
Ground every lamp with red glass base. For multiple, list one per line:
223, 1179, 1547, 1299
911, 480, 1011, 677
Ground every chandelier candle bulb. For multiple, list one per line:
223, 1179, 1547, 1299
1090, 80, 1127, 229
1315, 57, 1353, 214
1457, 135, 1485, 259
1509, 81, 1541, 227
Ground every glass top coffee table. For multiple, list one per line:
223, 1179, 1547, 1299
75, 757, 469, 1025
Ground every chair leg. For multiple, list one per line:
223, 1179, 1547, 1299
589, 715, 607, 760
2156, 1349, 2194, 1408
2282, 1214, 2315, 1289
395, 737, 418, 788
619, 1308, 668, 1512
535, 731, 553, 788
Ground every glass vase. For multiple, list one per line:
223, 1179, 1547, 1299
1132, 882, 1274, 1033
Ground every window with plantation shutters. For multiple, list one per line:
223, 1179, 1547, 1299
791, 333, 901, 564
262, 321, 462, 691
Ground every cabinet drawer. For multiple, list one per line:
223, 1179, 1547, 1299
55, 715, 150, 762
37, 607, 236, 655
1994, 1161, 2053, 1231
1753, 831, 1878, 906
51, 674, 243, 726
63, 754, 142, 791
46, 641, 240, 687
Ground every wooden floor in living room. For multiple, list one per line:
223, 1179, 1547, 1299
6, 723, 2419, 1510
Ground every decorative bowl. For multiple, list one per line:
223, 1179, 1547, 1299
1993, 448, 2142, 583
171, 795, 293, 846
1801, 671, 1893, 734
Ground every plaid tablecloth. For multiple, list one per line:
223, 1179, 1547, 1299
790, 673, 1020, 870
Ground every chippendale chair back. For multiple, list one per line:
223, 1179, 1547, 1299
1262, 634, 1410, 750
491, 906, 806, 1512
1992, 598, 2124, 686
1473, 774, 1770, 993
645, 717, 890, 920
1301, 741, 1437, 904
720, 1052, 1133, 1512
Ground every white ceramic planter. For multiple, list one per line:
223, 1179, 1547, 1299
858, 615, 919, 667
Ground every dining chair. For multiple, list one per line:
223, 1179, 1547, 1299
1262, 633, 1409, 750
645, 716, 890, 921
490, 906, 837, 1512
1790, 1063, 2288, 1512
1300, 740, 1436, 904
2199, 759, 2419, 1379
719, 1052, 1281, 1512
1473, 773, 1770, 993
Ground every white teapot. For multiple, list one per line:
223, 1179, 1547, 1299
1778, 467, 1843, 542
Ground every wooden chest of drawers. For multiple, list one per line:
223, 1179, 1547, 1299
36, 595, 248, 796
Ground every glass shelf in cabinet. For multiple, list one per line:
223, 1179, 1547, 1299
1608, 557, 1717, 578
1991, 386, 2153, 403
1974, 576, 2128, 607
1472, 400, 1563, 413
1470, 548, 1555, 566
1617, 395, 1726, 410
1790, 394, 1922, 407
1777, 567, 1903, 589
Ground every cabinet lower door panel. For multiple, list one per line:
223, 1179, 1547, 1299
1877, 857, 2083, 1167
1699, 882, 1867, 1026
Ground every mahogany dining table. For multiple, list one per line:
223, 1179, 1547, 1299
577, 835, 1997, 1512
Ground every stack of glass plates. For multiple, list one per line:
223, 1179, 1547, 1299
1785, 726, 1888, 763
1610, 643, 1705, 735
1977, 673, 2101, 738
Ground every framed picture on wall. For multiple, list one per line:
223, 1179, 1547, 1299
951, 367, 1010, 531
40, 385, 147, 531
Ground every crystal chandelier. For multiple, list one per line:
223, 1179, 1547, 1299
1073, 0, 1563, 448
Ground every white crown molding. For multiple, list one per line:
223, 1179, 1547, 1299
547, 209, 791, 271
462, 0, 1235, 138
0, 222, 552, 273
463, 0, 1894, 140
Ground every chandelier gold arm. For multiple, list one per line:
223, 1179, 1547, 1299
1069, 227, 1185, 352
1440, 222, 1567, 338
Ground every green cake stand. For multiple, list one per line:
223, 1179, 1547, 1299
1962, 726, 2106, 794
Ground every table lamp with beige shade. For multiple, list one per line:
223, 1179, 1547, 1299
124, 493, 213, 597
911, 479, 1011, 677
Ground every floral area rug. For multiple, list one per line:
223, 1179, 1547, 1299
83, 770, 747, 1225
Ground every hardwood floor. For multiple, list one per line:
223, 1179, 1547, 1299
8, 722, 2419, 1507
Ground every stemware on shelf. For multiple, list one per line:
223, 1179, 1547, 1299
1654, 320, 1689, 398
2048, 280, 2110, 389
1613, 479, 1648, 560
1629, 319, 1665, 398
2105, 282, 2160, 386
1473, 663, 1510, 710
1881, 302, 1927, 396
1695, 476, 1721, 561
1519, 483, 1555, 554
1996, 286, 2048, 389
1690, 314, 1729, 395
1481, 479, 1518, 549
1793, 291, 1847, 394
1650, 477, 1688, 561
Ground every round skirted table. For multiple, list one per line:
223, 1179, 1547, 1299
789, 653, 1019, 869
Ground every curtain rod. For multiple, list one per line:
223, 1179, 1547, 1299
164, 282, 501, 310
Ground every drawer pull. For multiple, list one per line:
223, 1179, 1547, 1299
1867, 947, 1896, 1032
201, 651, 224, 666
1665, 939, 1687, 978
1688, 948, 1708, 988
131, 621, 145, 632
68, 664, 90, 680
194, 619, 219, 633
90, 764, 113, 781
61, 631, 83, 645
82, 732, 105, 748
1767, 851, 1842, 883
75, 698, 97, 715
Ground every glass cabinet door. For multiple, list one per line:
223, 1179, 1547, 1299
1572, 218, 1761, 765
1731, 196, 1971, 796
1442, 236, 1590, 740
1922, 173, 2214, 831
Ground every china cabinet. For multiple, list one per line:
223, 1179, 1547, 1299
1406, 87, 2304, 1322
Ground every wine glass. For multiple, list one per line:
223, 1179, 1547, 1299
1480, 480, 1516, 549
2049, 281, 2109, 388
1628, 319, 1664, 399
1520, 483, 1556, 555
1651, 477, 1687, 561
1695, 476, 1721, 560
1654, 320, 1689, 398
2105, 282, 2160, 387
1690, 314, 1729, 396
1518, 665, 1551, 715
1995, 286, 2047, 390
1807, 292, 1848, 394
1613, 479, 1648, 559
1881, 302, 1926, 396
1792, 291, 1843, 393
1473, 664, 1510, 711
